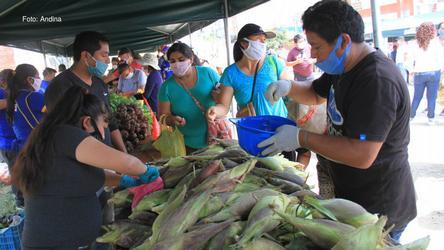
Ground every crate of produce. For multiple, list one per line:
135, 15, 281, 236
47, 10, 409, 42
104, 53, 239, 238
0, 214, 24, 250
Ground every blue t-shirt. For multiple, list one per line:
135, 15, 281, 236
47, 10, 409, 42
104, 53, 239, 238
117, 69, 147, 93
38, 80, 50, 94
220, 55, 288, 117
0, 89, 16, 150
13, 90, 44, 151
158, 66, 220, 149
143, 70, 163, 114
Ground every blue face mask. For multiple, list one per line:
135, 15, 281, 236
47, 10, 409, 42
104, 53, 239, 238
438, 29, 444, 37
316, 35, 351, 75
87, 56, 108, 77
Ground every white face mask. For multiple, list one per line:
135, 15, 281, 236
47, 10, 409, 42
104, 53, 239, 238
32, 77, 42, 90
242, 38, 266, 61
112, 65, 117, 70
125, 72, 134, 79
171, 60, 191, 77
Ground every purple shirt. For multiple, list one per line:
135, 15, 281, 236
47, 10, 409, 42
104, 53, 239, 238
287, 47, 313, 78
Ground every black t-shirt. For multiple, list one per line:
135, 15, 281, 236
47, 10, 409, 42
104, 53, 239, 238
22, 125, 105, 248
312, 50, 416, 230
44, 70, 116, 145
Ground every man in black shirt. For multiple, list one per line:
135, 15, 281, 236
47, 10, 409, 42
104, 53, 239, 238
260, 0, 416, 243
45, 31, 126, 153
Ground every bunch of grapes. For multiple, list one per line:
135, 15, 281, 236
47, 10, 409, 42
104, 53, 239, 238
114, 104, 150, 153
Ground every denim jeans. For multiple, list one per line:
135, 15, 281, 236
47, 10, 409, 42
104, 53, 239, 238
411, 70, 441, 119
389, 225, 407, 245
396, 63, 408, 83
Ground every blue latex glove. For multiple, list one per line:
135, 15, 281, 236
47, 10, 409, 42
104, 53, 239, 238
139, 165, 160, 184
119, 175, 140, 188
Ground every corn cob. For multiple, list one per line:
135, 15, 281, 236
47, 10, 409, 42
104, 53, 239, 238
157, 190, 212, 240
332, 216, 387, 250
235, 194, 291, 247
189, 160, 223, 189
130, 189, 172, 214
207, 221, 245, 250
149, 185, 187, 245
198, 194, 225, 220
162, 162, 194, 188
96, 220, 151, 249
164, 156, 189, 168
150, 220, 233, 250
243, 238, 286, 250
304, 196, 378, 227
203, 188, 280, 223
107, 189, 133, 208
273, 208, 355, 249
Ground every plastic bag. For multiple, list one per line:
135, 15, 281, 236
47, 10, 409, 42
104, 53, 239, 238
142, 96, 160, 141
152, 115, 186, 158
286, 99, 327, 134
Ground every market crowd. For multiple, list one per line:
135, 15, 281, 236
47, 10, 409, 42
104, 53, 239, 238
0, 0, 443, 248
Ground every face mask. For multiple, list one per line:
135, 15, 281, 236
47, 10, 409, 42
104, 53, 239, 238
125, 72, 134, 79
171, 60, 191, 77
242, 38, 266, 61
112, 65, 117, 70
32, 77, 42, 90
439, 29, 444, 37
315, 35, 351, 75
87, 55, 108, 77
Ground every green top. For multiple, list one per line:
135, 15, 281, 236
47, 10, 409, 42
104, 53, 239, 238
158, 66, 220, 149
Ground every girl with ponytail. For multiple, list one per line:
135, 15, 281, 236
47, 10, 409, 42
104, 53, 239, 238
12, 85, 159, 249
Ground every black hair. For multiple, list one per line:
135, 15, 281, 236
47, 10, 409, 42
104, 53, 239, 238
0, 69, 14, 83
6, 64, 38, 124
73, 31, 109, 62
118, 47, 131, 56
58, 64, 66, 71
302, 0, 364, 44
192, 53, 202, 66
293, 34, 304, 43
166, 42, 194, 61
12, 85, 108, 195
118, 63, 130, 74
111, 57, 119, 63
43, 67, 57, 77
233, 41, 244, 62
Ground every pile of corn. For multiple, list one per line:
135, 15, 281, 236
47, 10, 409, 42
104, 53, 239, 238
99, 140, 430, 250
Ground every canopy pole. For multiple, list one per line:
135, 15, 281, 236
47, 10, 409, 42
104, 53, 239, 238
223, 0, 231, 66
188, 23, 192, 47
40, 41, 48, 68
370, 0, 382, 48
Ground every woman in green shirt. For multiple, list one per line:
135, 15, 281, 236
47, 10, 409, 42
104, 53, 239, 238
158, 42, 220, 152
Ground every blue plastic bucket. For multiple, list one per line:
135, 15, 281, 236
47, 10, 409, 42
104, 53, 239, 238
229, 115, 296, 157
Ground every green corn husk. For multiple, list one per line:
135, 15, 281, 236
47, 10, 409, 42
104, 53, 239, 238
273, 209, 355, 249
207, 221, 245, 250
203, 188, 280, 223
243, 238, 286, 250
164, 156, 189, 168
149, 186, 187, 246
162, 162, 194, 188
198, 194, 225, 220
107, 189, 133, 208
257, 157, 285, 172
128, 210, 158, 225
189, 160, 223, 189
150, 220, 233, 250
304, 196, 378, 227
190, 159, 257, 195
97, 220, 151, 249
266, 177, 303, 194
285, 202, 313, 219
150, 203, 167, 214
252, 167, 308, 188
233, 182, 261, 192
377, 236, 431, 250
285, 234, 320, 250
156, 190, 212, 240
131, 189, 172, 214
235, 194, 291, 248
243, 174, 269, 186
332, 216, 387, 250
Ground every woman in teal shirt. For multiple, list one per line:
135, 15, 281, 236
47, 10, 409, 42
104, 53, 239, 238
158, 42, 220, 152
207, 23, 292, 120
